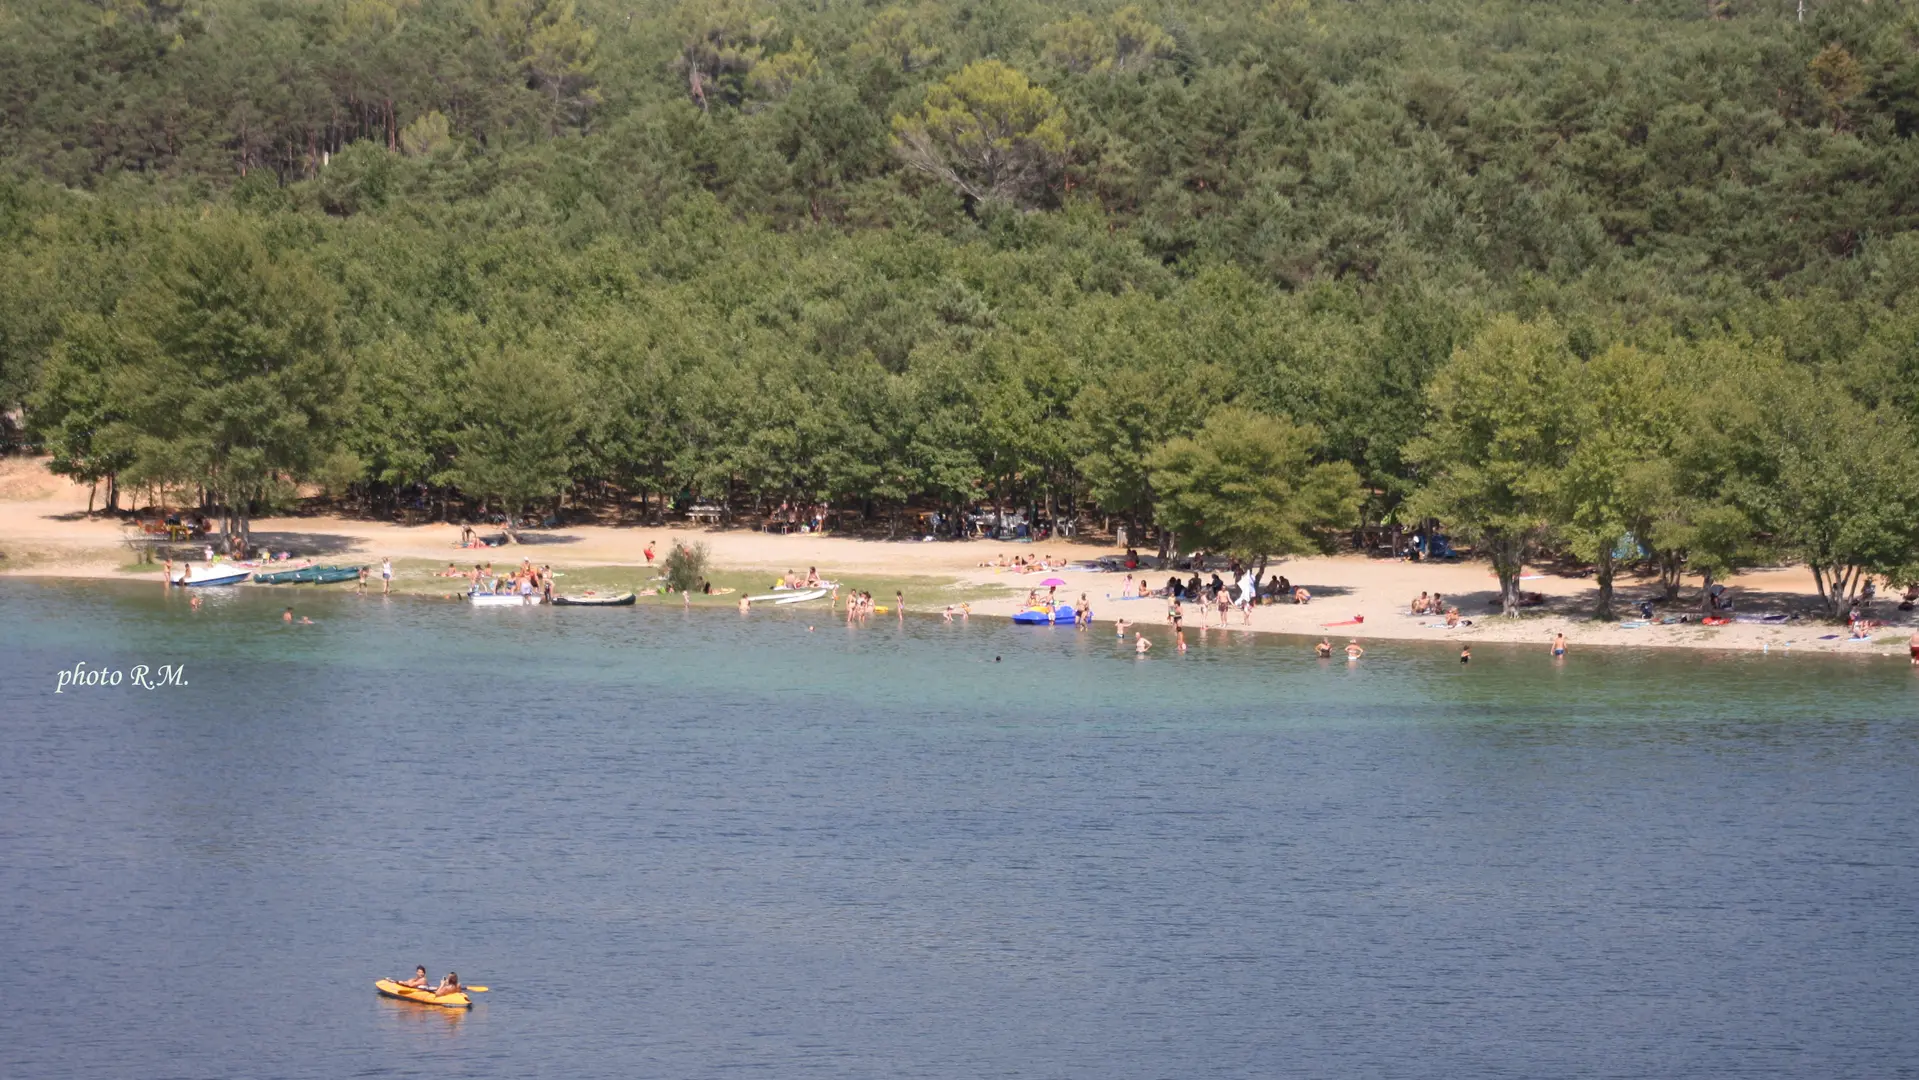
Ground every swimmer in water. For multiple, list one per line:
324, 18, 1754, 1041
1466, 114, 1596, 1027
1135, 632, 1152, 654
738, 595, 750, 613
1116, 617, 1129, 638
282, 607, 293, 623
1345, 639, 1364, 660
1551, 632, 1567, 658
1459, 645, 1471, 664
1314, 638, 1332, 658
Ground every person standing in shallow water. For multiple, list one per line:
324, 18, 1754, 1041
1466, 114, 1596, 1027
1551, 632, 1567, 658
1459, 645, 1471, 664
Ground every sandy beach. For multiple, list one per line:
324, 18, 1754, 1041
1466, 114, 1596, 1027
2, 456, 1911, 658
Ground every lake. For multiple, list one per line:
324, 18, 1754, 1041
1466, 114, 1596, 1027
2, 579, 1915, 1078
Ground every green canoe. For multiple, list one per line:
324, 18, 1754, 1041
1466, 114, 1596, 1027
254, 565, 362, 585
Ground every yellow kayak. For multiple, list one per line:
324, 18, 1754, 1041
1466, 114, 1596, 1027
375, 978, 472, 1009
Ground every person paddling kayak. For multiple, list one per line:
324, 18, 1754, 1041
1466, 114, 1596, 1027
397, 966, 429, 989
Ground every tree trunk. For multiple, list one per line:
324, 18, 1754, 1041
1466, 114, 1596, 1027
88, 480, 97, 515
1658, 549, 1684, 601
1698, 569, 1716, 616
1813, 564, 1858, 621
1592, 548, 1616, 621
1491, 533, 1525, 616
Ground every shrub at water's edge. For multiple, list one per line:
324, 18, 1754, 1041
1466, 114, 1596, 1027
662, 541, 710, 594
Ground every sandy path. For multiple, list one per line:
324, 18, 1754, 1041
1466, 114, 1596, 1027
2, 457, 1911, 657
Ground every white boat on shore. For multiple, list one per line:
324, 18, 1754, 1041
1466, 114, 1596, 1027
468, 592, 538, 607
171, 569, 251, 587
773, 588, 827, 605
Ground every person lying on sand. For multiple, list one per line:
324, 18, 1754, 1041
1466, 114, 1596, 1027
1293, 587, 1311, 604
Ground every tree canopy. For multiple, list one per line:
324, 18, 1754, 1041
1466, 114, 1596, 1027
4, 0, 1919, 615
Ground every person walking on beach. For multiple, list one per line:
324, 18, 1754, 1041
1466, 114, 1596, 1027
1551, 632, 1567, 658
644, 541, 656, 564
381, 557, 393, 595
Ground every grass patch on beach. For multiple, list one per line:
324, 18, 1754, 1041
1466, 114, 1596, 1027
380, 557, 1012, 609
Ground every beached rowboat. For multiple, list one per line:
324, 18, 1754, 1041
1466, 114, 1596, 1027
468, 592, 538, 606
374, 979, 471, 1009
551, 592, 636, 606
171, 569, 251, 587
773, 588, 827, 605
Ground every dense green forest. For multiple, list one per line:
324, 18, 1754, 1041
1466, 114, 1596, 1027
3, 0, 1919, 616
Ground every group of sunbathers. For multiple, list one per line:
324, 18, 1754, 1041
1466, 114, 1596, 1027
468, 559, 552, 600
980, 554, 1069, 572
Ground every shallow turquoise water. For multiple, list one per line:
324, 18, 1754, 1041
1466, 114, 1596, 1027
1, 580, 1915, 1078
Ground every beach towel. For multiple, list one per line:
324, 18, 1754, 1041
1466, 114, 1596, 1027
1733, 613, 1789, 624
1320, 616, 1365, 627
1617, 620, 1650, 629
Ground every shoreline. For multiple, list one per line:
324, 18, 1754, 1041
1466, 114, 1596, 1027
2, 457, 1913, 660
3, 569, 1909, 662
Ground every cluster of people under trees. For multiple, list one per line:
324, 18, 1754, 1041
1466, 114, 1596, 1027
1113, 563, 1309, 608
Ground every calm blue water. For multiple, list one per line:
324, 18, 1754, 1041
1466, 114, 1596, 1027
2, 579, 1916, 1079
